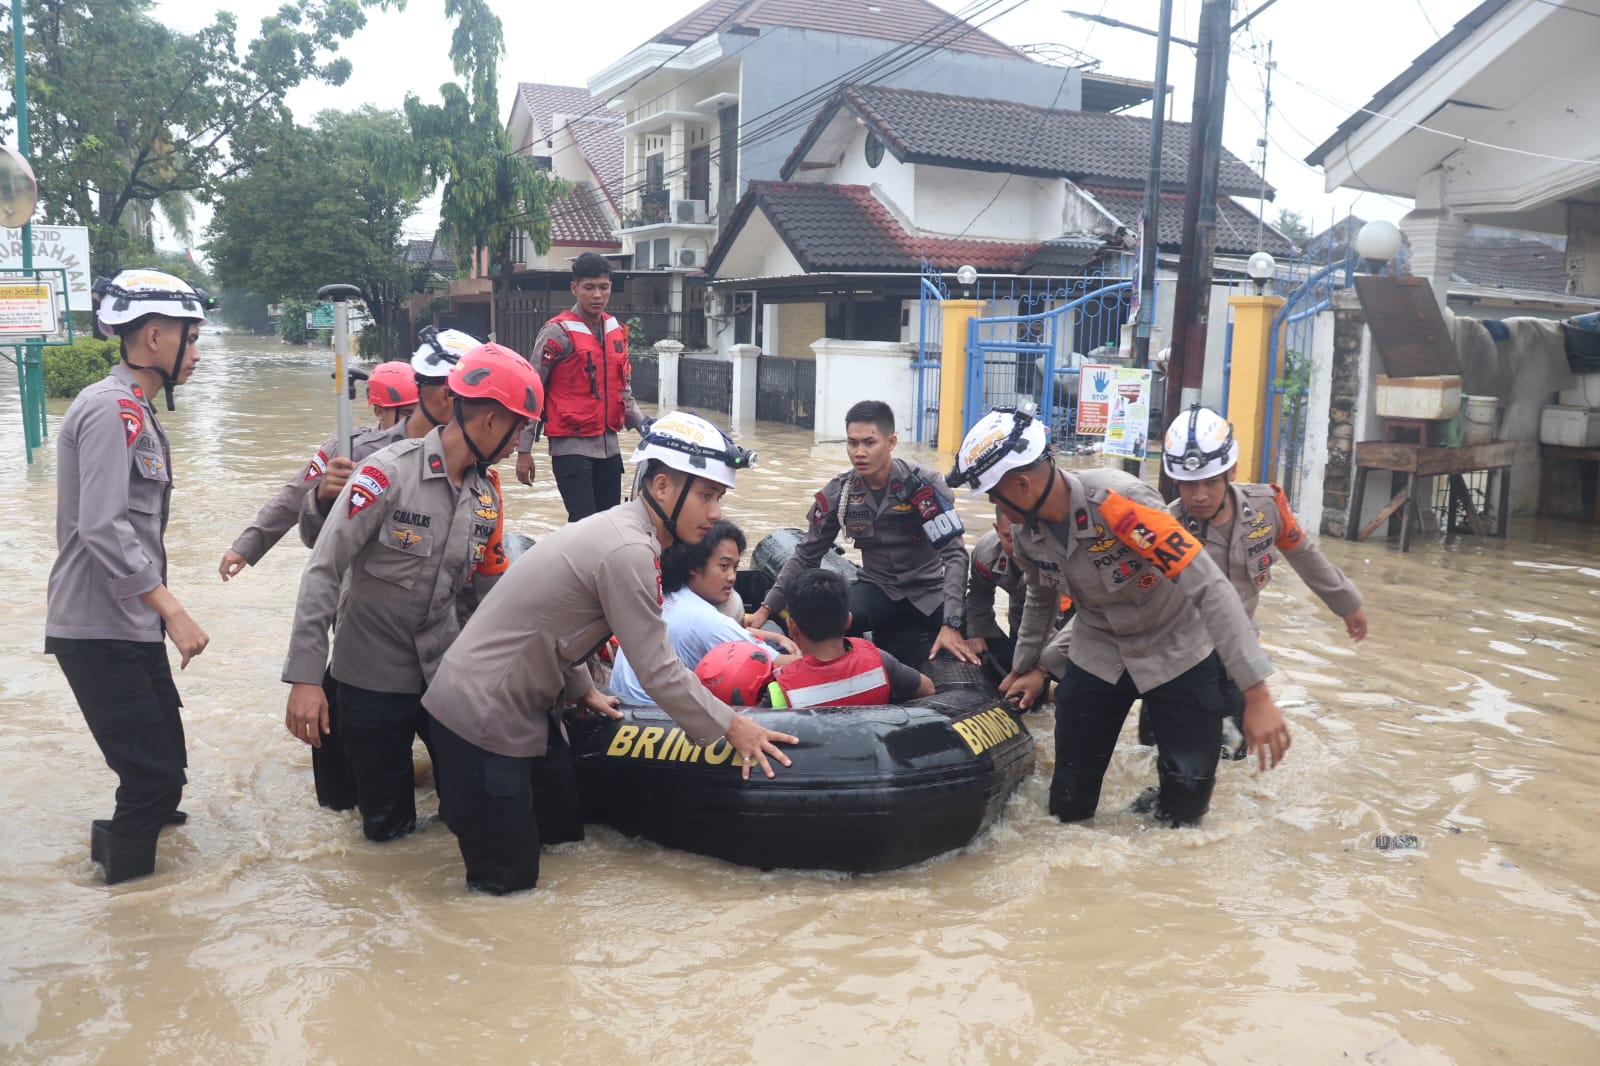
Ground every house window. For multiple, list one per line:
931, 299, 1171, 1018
864, 132, 884, 168
653, 238, 670, 269
717, 105, 739, 226
529, 155, 553, 172
643, 153, 667, 223
688, 144, 711, 204
731, 290, 760, 346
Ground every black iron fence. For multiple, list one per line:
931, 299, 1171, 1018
498, 295, 707, 359
618, 310, 707, 352
755, 355, 815, 429
680, 357, 731, 413
631, 352, 658, 403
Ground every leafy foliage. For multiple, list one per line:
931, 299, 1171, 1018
44, 336, 118, 397
0, 0, 400, 273
403, 0, 567, 318
206, 108, 421, 356
1273, 209, 1311, 241
278, 296, 315, 346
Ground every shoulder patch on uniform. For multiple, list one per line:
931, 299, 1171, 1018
117, 398, 143, 446
347, 464, 390, 518
304, 448, 329, 482
1100, 490, 1203, 579
1269, 484, 1305, 551
808, 489, 832, 526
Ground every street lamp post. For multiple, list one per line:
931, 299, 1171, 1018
1356, 220, 1404, 275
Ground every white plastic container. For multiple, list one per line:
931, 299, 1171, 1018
1461, 395, 1499, 445
1557, 372, 1600, 408
1539, 404, 1600, 448
1375, 374, 1463, 420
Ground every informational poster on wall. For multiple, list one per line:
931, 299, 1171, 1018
1076, 363, 1153, 459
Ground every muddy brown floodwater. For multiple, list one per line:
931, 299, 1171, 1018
2, 333, 1598, 1064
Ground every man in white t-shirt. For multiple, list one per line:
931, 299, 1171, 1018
611, 521, 796, 703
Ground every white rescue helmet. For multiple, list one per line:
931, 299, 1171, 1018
631, 411, 755, 490
93, 269, 212, 332
1162, 405, 1238, 481
411, 327, 481, 378
949, 405, 1051, 496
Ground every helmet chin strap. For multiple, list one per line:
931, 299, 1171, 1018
640, 472, 696, 542
421, 384, 448, 426
120, 327, 188, 411
452, 398, 519, 476
994, 460, 1058, 531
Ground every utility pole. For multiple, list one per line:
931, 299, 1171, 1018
1123, 0, 1174, 476
1160, 0, 1232, 497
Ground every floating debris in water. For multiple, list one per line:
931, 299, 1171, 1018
1374, 834, 1420, 850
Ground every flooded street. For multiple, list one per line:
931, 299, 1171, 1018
2, 331, 1599, 1064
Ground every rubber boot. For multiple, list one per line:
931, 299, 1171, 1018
90, 821, 158, 885
1143, 771, 1216, 828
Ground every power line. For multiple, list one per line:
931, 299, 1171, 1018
1274, 66, 1600, 169
523, 0, 1017, 206
951, 0, 1100, 239
571, 0, 1029, 212
1412, 0, 1442, 37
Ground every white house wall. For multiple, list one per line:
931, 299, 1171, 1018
830, 126, 917, 219
913, 167, 1050, 242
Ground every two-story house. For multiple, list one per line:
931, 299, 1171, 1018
586, 0, 1156, 351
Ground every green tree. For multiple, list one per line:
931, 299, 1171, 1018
0, 0, 401, 273
404, 0, 567, 336
1274, 209, 1311, 241
206, 108, 421, 356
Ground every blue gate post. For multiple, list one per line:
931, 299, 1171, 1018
912, 265, 947, 443
1260, 253, 1356, 491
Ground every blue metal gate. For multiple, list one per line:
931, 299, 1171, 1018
912, 260, 947, 443
1260, 253, 1355, 499
963, 276, 1133, 450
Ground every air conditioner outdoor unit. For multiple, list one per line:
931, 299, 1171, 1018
678, 248, 701, 268
672, 198, 708, 224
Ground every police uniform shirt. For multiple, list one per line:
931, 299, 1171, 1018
762, 458, 968, 621
282, 427, 507, 694
294, 422, 410, 550
1168, 482, 1363, 624
424, 497, 734, 759
1010, 467, 1272, 693
966, 528, 1025, 640
46, 364, 172, 643
229, 423, 401, 565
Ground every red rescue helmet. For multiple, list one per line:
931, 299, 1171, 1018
367, 361, 420, 408
447, 342, 544, 421
695, 640, 777, 707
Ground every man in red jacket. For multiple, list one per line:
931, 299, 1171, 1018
514, 253, 643, 521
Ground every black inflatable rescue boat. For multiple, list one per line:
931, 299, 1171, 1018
565, 682, 1034, 873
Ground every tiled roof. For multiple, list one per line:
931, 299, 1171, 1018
1077, 186, 1294, 258
706, 182, 1034, 276
783, 85, 1268, 198
515, 83, 618, 141
569, 118, 624, 209
514, 83, 624, 209
1453, 234, 1579, 296
550, 183, 620, 249
1025, 237, 1110, 275
650, 0, 1024, 60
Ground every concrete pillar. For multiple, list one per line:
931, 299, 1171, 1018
1401, 189, 1465, 314
654, 339, 683, 409
730, 343, 761, 424
937, 299, 981, 453
1225, 293, 1286, 483
1567, 203, 1600, 296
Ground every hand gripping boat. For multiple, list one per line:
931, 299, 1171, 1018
562, 529, 1037, 873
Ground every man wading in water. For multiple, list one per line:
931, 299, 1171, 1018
46, 270, 214, 884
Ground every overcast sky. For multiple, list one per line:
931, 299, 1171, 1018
150, 0, 1486, 249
